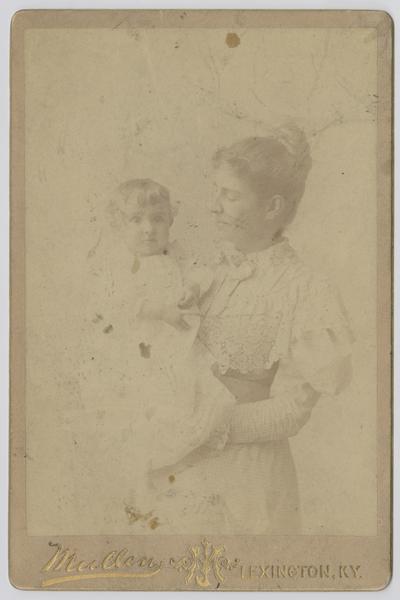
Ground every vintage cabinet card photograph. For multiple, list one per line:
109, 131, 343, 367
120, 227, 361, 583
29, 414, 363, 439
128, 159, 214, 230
9, 9, 392, 591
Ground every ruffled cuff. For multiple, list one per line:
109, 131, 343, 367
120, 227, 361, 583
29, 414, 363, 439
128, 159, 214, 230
228, 383, 320, 444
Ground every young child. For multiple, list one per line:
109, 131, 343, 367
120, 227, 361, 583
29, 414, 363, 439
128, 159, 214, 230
76, 178, 235, 533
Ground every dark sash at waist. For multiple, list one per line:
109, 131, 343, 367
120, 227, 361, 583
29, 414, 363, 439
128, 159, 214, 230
212, 361, 279, 403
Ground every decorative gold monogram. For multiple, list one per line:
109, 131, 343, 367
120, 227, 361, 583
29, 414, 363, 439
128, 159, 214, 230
170, 538, 240, 588
40, 539, 240, 588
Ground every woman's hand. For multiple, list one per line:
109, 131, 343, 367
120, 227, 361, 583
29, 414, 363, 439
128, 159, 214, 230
177, 283, 201, 309
138, 299, 190, 330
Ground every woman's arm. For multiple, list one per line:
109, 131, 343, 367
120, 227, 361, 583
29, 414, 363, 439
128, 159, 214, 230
228, 382, 321, 443
228, 272, 354, 444
228, 333, 352, 444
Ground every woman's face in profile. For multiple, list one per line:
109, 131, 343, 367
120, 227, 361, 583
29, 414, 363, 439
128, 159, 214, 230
212, 163, 268, 248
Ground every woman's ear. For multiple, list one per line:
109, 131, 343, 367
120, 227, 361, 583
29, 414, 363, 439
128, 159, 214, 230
264, 194, 285, 221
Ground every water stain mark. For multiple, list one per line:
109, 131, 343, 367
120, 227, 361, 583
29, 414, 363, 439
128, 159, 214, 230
139, 342, 151, 358
125, 506, 153, 524
149, 517, 160, 530
131, 257, 141, 274
87, 230, 103, 259
103, 324, 113, 334
113, 17, 128, 30
225, 32, 240, 48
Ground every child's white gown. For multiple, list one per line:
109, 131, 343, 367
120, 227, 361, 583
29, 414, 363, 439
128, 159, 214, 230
74, 251, 235, 532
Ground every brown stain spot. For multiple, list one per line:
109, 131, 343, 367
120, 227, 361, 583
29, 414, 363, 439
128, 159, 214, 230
131, 256, 141, 273
125, 506, 154, 524
125, 506, 141, 524
139, 342, 151, 358
103, 324, 113, 334
225, 32, 240, 48
149, 517, 160, 530
113, 17, 128, 30
168, 474, 175, 483
93, 313, 103, 323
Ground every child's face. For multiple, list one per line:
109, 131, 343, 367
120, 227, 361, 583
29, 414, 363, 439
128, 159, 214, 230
124, 198, 171, 256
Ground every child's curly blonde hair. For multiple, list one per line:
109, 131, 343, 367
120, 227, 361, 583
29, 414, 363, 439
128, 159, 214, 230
107, 178, 176, 228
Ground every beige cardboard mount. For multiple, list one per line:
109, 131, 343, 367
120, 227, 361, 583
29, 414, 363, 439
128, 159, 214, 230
9, 9, 393, 591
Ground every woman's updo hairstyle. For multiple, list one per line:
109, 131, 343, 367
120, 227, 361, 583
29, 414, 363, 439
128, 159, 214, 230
212, 123, 312, 224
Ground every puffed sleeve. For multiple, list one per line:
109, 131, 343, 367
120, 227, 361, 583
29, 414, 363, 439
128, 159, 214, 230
289, 274, 354, 394
228, 275, 354, 444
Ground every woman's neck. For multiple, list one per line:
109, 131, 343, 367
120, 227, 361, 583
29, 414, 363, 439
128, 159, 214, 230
233, 231, 284, 255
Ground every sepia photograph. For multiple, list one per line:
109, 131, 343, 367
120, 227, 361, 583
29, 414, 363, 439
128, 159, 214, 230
9, 9, 392, 591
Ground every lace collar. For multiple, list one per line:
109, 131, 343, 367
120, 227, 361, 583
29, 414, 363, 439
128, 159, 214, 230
217, 237, 295, 281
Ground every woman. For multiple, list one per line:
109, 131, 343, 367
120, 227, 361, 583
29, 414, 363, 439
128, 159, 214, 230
185, 125, 354, 534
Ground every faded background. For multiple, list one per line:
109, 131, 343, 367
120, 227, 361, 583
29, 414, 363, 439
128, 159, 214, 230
25, 26, 377, 535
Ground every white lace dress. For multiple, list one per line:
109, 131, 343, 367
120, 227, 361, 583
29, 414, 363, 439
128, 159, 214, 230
73, 248, 235, 532
155, 238, 353, 534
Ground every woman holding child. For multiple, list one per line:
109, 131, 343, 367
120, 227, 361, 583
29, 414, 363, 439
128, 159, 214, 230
152, 124, 353, 534
83, 124, 352, 535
